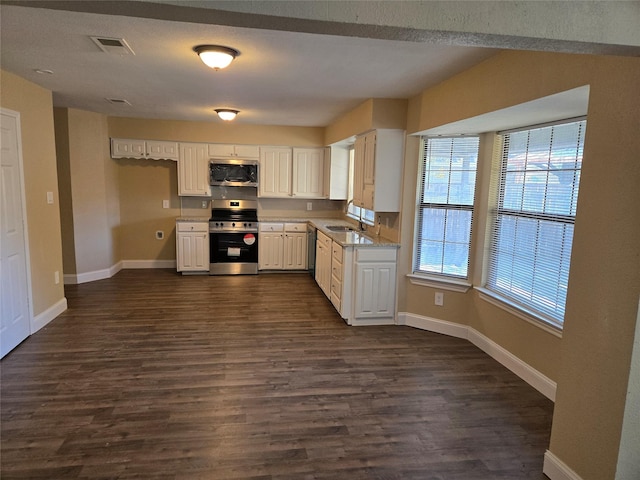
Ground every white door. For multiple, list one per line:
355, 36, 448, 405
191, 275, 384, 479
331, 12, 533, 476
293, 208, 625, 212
1, 109, 32, 358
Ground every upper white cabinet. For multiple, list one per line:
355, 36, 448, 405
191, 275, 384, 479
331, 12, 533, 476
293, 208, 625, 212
324, 145, 349, 200
292, 148, 325, 198
352, 129, 404, 212
259, 147, 293, 198
259, 147, 326, 199
111, 138, 179, 160
178, 143, 210, 196
208, 144, 260, 159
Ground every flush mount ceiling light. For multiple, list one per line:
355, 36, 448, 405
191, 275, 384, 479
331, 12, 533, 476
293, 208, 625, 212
194, 45, 239, 70
215, 109, 239, 121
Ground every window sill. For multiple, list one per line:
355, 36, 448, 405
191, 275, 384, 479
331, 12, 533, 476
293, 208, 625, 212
407, 274, 472, 293
475, 287, 563, 338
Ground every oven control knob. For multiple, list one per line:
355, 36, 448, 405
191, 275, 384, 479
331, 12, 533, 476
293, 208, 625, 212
232, 222, 236, 227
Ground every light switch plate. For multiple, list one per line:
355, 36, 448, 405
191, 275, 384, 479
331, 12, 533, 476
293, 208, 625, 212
162, 200, 169, 209
47, 192, 54, 204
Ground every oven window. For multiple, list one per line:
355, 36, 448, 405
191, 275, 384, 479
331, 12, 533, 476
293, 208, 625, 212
210, 232, 258, 263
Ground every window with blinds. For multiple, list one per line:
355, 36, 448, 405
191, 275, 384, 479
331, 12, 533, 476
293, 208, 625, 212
486, 119, 586, 327
414, 136, 479, 278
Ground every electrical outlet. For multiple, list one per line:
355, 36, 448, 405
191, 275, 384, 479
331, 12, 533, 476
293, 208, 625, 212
307, 202, 312, 211
54, 271, 60, 284
201, 200, 208, 208
155, 230, 164, 240
435, 292, 444, 306
47, 192, 54, 204
162, 200, 169, 209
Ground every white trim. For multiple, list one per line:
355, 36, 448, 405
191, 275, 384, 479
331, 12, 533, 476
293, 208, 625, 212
476, 287, 563, 338
122, 259, 176, 269
397, 312, 469, 339
63, 260, 176, 284
543, 451, 584, 480
348, 317, 395, 327
31, 297, 67, 334
398, 312, 557, 401
407, 273, 472, 293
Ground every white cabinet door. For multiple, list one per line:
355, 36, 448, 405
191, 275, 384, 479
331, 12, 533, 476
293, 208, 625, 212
325, 145, 349, 200
259, 147, 292, 197
353, 250, 397, 319
363, 131, 376, 187
208, 144, 260, 159
111, 138, 178, 160
353, 135, 365, 207
292, 148, 325, 198
315, 231, 332, 297
111, 138, 146, 159
146, 140, 179, 160
179, 143, 210, 196
258, 232, 284, 270
284, 232, 307, 270
176, 226, 209, 272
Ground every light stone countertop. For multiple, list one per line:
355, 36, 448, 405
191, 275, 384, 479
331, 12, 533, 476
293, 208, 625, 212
260, 216, 399, 248
176, 216, 210, 222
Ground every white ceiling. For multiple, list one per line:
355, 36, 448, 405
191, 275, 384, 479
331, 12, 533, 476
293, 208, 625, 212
0, 3, 499, 127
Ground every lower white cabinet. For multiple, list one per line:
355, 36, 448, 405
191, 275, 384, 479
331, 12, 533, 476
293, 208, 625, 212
176, 221, 209, 273
259, 223, 307, 270
315, 234, 398, 325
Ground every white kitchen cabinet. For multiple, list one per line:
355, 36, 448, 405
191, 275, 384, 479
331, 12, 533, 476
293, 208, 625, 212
176, 221, 209, 273
352, 129, 404, 212
111, 138, 179, 160
353, 248, 397, 321
259, 223, 307, 270
284, 223, 308, 270
259, 147, 326, 199
178, 143, 210, 196
208, 144, 260, 159
324, 145, 349, 200
292, 148, 325, 198
315, 230, 332, 297
259, 147, 292, 198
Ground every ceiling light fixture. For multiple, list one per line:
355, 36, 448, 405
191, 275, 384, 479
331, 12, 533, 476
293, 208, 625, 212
194, 45, 239, 70
215, 109, 239, 121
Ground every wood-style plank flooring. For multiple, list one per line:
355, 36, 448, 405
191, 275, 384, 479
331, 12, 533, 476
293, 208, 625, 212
1, 269, 553, 479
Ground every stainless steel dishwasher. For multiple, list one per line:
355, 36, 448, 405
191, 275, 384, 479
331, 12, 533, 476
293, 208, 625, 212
307, 223, 316, 277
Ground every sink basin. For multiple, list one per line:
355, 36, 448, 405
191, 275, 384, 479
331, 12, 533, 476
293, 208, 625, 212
326, 225, 355, 232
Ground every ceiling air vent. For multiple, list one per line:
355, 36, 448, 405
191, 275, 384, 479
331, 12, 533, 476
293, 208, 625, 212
106, 98, 131, 106
90, 36, 135, 55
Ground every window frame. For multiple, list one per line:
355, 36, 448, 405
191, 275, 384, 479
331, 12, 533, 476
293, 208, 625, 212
484, 118, 586, 329
413, 135, 480, 281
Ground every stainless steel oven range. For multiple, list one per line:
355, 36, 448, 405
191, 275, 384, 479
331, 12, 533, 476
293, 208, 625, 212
209, 199, 259, 275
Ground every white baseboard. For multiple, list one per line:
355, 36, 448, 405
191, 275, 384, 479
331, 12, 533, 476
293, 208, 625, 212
122, 259, 176, 269
543, 451, 584, 480
63, 260, 175, 284
397, 312, 557, 401
31, 297, 67, 333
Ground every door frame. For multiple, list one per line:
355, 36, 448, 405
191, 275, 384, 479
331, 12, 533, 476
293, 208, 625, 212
1, 107, 34, 335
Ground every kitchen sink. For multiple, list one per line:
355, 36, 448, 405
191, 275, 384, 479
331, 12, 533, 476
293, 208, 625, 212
326, 225, 355, 232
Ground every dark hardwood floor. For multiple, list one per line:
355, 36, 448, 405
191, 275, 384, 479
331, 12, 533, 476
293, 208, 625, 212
1, 269, 553, 479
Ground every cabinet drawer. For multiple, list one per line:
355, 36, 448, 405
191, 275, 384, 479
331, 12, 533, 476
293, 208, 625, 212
331, 260, 343, 282
177, 222, 208, 232
284, 223, 306, 232
331, 243, 343, 262
260, 223, 284, 232
355, 247, 397, 263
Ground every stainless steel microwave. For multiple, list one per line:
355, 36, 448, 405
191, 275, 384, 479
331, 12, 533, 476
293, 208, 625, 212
209, 159, 258, 187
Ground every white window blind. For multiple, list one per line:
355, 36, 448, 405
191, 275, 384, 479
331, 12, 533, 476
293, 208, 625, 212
486, 119, 586, 326
414, 136, 479, 278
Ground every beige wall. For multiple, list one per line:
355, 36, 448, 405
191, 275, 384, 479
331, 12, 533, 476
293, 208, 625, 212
54, 108, 120, 276
0, 70, 65, 316
399, 50, 640, 480
108, 117, 325, 147
117, 158, 179, 262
